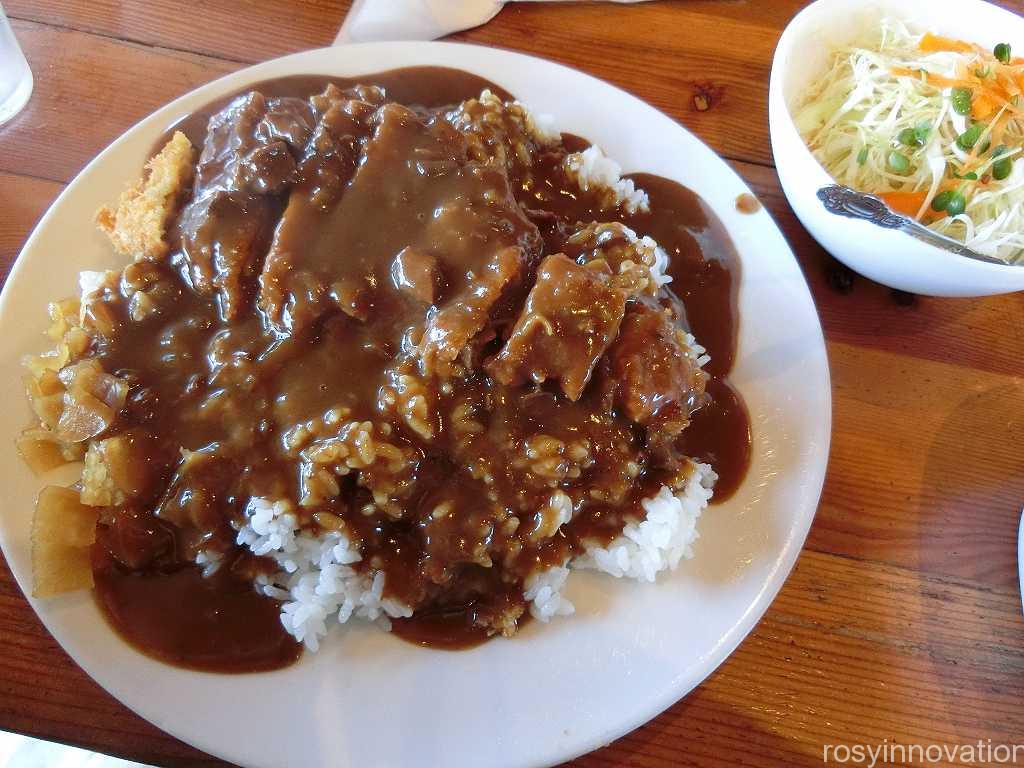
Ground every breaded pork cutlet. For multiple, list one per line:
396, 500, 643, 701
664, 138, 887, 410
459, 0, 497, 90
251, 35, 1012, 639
96, 131, 194, 261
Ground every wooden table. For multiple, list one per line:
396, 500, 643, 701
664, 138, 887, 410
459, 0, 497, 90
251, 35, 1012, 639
1, 2, 1023, 765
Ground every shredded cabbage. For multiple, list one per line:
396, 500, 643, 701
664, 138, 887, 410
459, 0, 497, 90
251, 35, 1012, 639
794, 18, 1024, 263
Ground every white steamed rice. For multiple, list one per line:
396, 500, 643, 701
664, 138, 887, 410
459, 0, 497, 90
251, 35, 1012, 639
572, 462, 716, 582
565, 145, 650, 215
237, 459, 715, 650
617, 222, 673, 290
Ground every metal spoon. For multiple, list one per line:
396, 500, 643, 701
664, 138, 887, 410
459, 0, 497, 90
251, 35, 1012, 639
817, 184, 1017, 267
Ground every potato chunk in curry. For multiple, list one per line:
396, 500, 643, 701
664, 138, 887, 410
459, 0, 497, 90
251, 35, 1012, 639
32, 486, 99, 597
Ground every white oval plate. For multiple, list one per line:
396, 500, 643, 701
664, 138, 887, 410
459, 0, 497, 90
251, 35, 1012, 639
0, 42, 830, 768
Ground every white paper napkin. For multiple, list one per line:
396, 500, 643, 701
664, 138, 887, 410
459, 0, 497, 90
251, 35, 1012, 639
335, 0, 650, 44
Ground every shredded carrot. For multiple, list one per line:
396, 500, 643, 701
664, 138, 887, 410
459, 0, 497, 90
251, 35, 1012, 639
996, 76, 1019, 98
890, 68, 970, 89
973, 92, 999, 119
918, 32, 975, 54
878, 191, 928, 217
890, 65, 1023, 120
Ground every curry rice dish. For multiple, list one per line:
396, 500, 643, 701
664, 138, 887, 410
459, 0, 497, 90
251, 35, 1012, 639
18, 67, 750, 671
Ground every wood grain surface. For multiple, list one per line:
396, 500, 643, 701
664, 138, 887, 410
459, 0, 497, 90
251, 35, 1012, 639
1, 1, 1023, 766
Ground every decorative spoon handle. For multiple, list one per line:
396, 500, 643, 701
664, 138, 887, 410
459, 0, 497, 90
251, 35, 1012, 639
816, 184, 1012, 267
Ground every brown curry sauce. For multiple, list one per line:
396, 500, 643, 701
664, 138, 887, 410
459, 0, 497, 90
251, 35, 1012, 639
86, 67, 750, 667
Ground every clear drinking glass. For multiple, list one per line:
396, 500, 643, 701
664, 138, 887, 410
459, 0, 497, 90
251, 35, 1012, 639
0, 3, 32, 126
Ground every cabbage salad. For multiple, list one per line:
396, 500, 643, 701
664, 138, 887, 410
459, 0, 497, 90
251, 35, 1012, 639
794, 18, 1024, 263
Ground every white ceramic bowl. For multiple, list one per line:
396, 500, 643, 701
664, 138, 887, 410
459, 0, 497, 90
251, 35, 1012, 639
769, 0, 1024, 296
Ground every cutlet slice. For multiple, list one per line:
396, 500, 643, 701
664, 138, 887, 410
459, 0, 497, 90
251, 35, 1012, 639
96, 131, 195, 261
